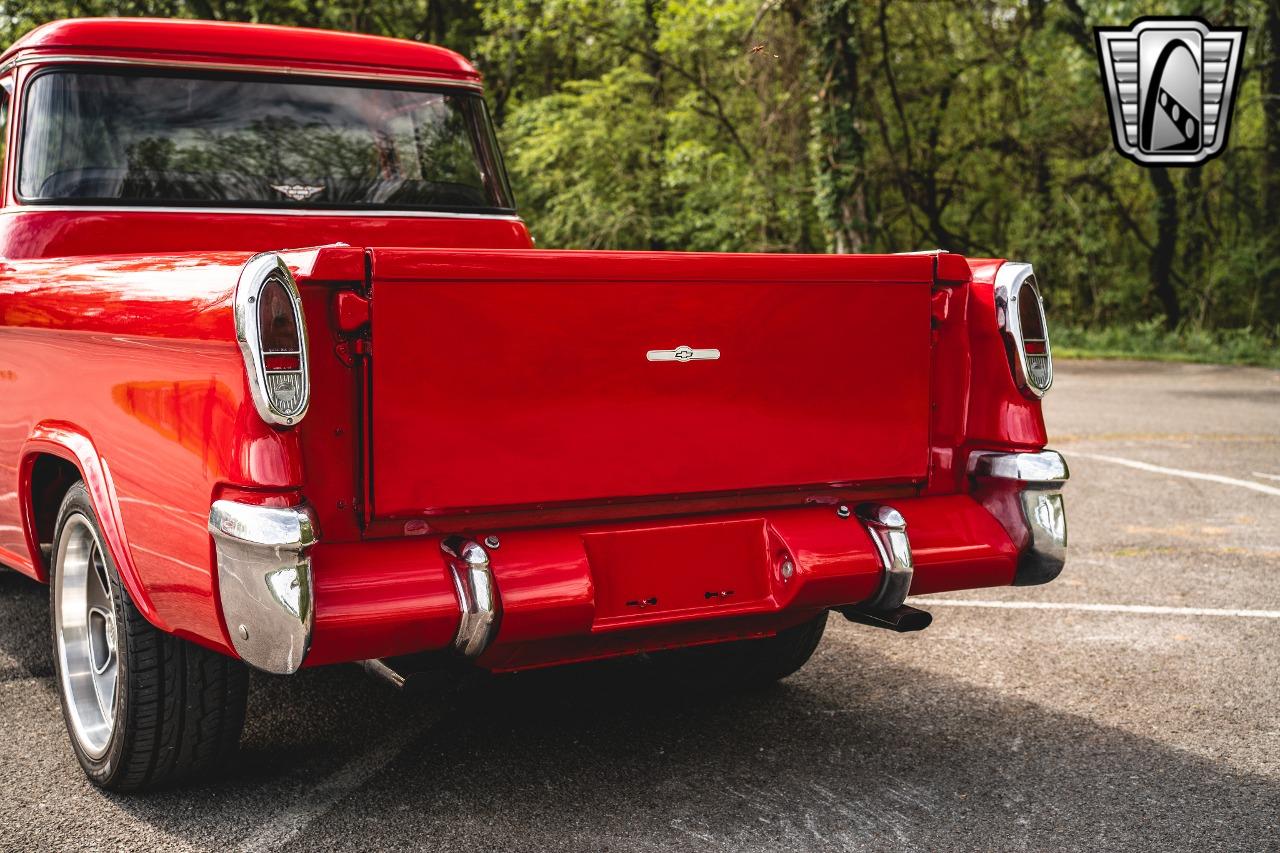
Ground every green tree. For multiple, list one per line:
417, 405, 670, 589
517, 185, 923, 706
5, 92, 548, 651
3, 0, 1277, 343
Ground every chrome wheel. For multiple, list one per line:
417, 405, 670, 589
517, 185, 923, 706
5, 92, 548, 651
49, 483, 251, 790
54, 513, 119, 760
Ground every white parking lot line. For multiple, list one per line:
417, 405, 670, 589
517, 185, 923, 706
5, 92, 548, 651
1253, 472, 1280, 483
1075, 453, 1280, 497
917, 599, 1280, 619
238, 723, 424, 853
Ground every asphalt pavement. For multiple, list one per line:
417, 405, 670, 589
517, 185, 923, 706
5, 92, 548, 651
1, 359, 1277, 852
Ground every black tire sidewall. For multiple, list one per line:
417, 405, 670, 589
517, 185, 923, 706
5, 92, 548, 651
653, 611, 828, 690
49, 482, 134, 787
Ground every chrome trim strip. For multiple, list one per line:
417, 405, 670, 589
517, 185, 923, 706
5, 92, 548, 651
0, 53, 483, 90
208, 501, 318, 675
854, 503, 914, 612
969, 449, 1069, 484
234, 253, 311, 427
0, 205, 522, 221
440, 537, 499, 657
993, 262, 1054, 398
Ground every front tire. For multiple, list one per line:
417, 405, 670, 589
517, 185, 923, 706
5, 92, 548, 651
50, 482, 249, 790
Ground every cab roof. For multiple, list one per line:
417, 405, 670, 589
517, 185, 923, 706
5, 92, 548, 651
0, 18, 481, 84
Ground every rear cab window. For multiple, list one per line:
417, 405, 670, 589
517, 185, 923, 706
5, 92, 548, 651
0, 76, 11, 201
18, 67, 514, 212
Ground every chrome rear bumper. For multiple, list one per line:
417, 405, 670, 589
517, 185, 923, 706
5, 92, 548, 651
970, 450, 1069, 586
208, 501, 318, 674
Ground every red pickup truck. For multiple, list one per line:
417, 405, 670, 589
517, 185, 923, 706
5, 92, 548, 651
0, 18, 1068, 791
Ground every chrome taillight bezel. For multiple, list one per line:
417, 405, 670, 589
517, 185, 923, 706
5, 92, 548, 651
234, 253, 310, 426
993, 262, 1053, 398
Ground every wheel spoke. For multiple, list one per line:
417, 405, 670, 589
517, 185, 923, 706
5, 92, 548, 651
94, 647, 117, 721
88, 608, 114, 672
87, 543, 112, 613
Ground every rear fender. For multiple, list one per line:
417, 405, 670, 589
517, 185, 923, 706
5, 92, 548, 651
963, 260, 1049, 451
19, 421, 170, 633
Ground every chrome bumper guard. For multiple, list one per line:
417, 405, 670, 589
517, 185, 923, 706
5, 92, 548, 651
208, 501, 318, 674
441, 536, 500, 657
970, 450, 1069, 586
854, 502, 915, 611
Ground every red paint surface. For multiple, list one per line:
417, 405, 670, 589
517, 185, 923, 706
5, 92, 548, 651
307, 538, 460, 666
0, 210, 532, 260
369, 250, 934, 517
962, 258, 1049, 452
301, 496, 1016, 671
0, 21, 1056, 672
1, 18, 481, 82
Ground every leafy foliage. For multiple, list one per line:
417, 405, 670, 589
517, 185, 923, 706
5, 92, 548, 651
1055, 320, 1280, 368
2, 0, 1278, 343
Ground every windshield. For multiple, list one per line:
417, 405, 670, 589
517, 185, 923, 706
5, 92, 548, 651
18, 68, 514, 212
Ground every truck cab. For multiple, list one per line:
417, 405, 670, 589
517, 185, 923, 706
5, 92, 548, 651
0, 18, 1068, 791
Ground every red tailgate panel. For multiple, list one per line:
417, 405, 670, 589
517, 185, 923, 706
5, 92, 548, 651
369, 250, 933, 517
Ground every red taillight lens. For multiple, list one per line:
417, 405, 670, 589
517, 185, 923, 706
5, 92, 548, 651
258, 279, 300, 353
1017, 278, 1052, 394
263, 354, 301, 371
995, 264, 1053, 398
235, 255, 311, 426
256, 276, 306, 419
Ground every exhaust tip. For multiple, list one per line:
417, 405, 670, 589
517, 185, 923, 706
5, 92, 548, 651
838, 604, 932, 633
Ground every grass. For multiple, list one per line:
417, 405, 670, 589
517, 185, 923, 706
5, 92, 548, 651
1052, 320, 1280, 369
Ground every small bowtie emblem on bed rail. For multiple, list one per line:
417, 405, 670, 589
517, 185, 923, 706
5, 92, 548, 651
646, 345, 721, 362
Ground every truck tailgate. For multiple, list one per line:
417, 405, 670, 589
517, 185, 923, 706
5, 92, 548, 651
368, 249, 936, 518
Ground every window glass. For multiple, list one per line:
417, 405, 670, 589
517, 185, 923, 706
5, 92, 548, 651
0, 80, 10, 190
19, 68, 514, 211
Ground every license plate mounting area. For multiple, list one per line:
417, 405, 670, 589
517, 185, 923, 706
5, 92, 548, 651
584, 519, 778, 629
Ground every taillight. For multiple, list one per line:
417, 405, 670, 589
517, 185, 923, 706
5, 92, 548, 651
994, 262, 1053, 398
234, 253, 310, 425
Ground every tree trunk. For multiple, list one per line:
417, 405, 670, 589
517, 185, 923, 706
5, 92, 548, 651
642, 0, 667, 250
1181, 168, 1209, 325
1060, 0, 1185, 329
808, 0, 867, 253
1262, 0, 1280, 329
1148, 167, 1181, 329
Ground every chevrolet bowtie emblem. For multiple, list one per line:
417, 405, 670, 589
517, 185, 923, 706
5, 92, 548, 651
1095, 17, 1246, 166
646, 345, 720, 363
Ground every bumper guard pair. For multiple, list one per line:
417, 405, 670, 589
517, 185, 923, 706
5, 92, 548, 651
841, 449, 1069, 629
208, 505, 501, 674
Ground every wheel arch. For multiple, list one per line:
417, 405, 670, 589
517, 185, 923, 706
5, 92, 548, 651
19, 421, 170, 633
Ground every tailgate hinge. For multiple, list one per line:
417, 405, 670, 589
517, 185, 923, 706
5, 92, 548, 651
334, 290, 371, 336
331, 288, 374, 527
333, 290, 372, 367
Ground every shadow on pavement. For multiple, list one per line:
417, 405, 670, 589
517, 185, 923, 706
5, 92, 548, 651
0, 570, 55, 683
3, 571, 1276, 852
